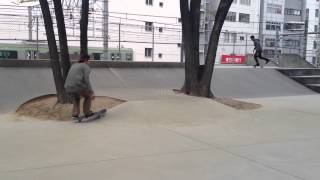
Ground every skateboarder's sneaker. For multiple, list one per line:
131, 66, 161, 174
72, 115, 79, 120
254, 64, 260, 68
266, 59, 270, 64
85, 112, 95, 118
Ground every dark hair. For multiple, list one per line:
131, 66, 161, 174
78, 51, 90, 63
250, 35, 255, 39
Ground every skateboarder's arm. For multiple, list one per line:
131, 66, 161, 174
83, 66, 94, 93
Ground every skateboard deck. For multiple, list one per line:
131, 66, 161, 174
75, 109, 107, 123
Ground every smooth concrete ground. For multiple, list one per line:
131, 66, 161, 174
1, 66, 319, 179
1, 93, 320, 180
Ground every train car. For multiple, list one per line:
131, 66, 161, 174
0, 43, 134, 61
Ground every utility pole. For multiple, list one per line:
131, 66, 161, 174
36, 16, 39, 59
152, 25, 155, 62
103, 0, 109, 60
317, 0, 320, 68
118, 23, 121, 60
232, 33, 236, 55
28, 6, 33, 41
259, 0, 265, 46
245, 33, 248, 55
304, 9, 309, 61
275, 29, 280, 64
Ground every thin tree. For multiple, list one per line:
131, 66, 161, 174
180, 0, 233, 97
52, 0, 71, 81
39, 0, 69, 103
80, 0, 89, 54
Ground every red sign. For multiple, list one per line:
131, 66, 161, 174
221, 55, 246, 64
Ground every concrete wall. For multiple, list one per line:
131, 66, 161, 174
246, 54, 314, 68
0, 66, 315, 113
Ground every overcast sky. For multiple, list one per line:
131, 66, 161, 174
0, 0, 16, 5
0, 0, 38, 6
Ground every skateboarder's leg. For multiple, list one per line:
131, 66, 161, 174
257, 51, 270, 63
72, 93, 80, 117
254, 52, 260, 66
80, 92, 93, 117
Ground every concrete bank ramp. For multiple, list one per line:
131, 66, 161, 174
0, 67, 315, 113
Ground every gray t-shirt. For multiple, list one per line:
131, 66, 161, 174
253, 39, 262, 52
64, 63, 93, 93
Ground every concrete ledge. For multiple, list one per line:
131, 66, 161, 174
0, 60, 184, 68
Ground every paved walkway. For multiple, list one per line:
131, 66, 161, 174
1, 94, 320, 180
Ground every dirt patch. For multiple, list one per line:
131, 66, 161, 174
214, 97, 261, 110
16, 94, 126, 121
173, 89, 261, 110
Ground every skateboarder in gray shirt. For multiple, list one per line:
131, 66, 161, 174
64, 53, 95, 119
250, 35, 270, 67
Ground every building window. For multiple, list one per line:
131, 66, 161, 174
159, 2, 163, 7
284, 23, 304, 31
314, 41, 317, 49
316, 9, 319, 17
265, 38, 276, 47
266, 21, 281, 31
226, 12, 236, 22
240, 0, 250, 5
159, 27, 163, 32
224, 33, 237, 42
231, 33, 237, 43
267, 3, 282, 14
240, 36, 245, 41
158, 53, 163, 58
224, 32, 230, 42
145, 48, 153, 57
239, 13, 250, 23
312, 57, 316, 65
315, 25, 318, 33
177, 43, 181, 47
145, 22, 153, 31
178, 18, 182, 23
145, 0, 153, 6
283, 40, 300, 47
285, 8, 301, 16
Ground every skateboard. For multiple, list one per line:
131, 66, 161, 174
75, 109, 107, 123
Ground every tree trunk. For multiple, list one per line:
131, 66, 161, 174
53, 0, 71, 82
180, 0, 200, 96
39, 0, 68, 103
180, 0, 233, 98
80, 0, 89, 54
201, 0, 233, 90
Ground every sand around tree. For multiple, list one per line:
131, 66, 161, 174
16, 94, 126, 121
173, 89, 261, 110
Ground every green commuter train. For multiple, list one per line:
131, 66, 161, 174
0, 43, 133, 61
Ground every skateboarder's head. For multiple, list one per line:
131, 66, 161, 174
79, 52, 90, 64
250, 35, 255, 41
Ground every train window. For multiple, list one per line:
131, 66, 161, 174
0, 50, 18, 59
92, 53, 102, 60
116, 53, 121, 60
111, 53, 115, 60
126, 53, 132, 61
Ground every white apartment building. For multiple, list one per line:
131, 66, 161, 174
260, 0, 285, 59
104, 0, 182, 62
305, 0, 320, 64
207, 0, 260, 64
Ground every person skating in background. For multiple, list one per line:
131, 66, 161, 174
250, 35, 270, 67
